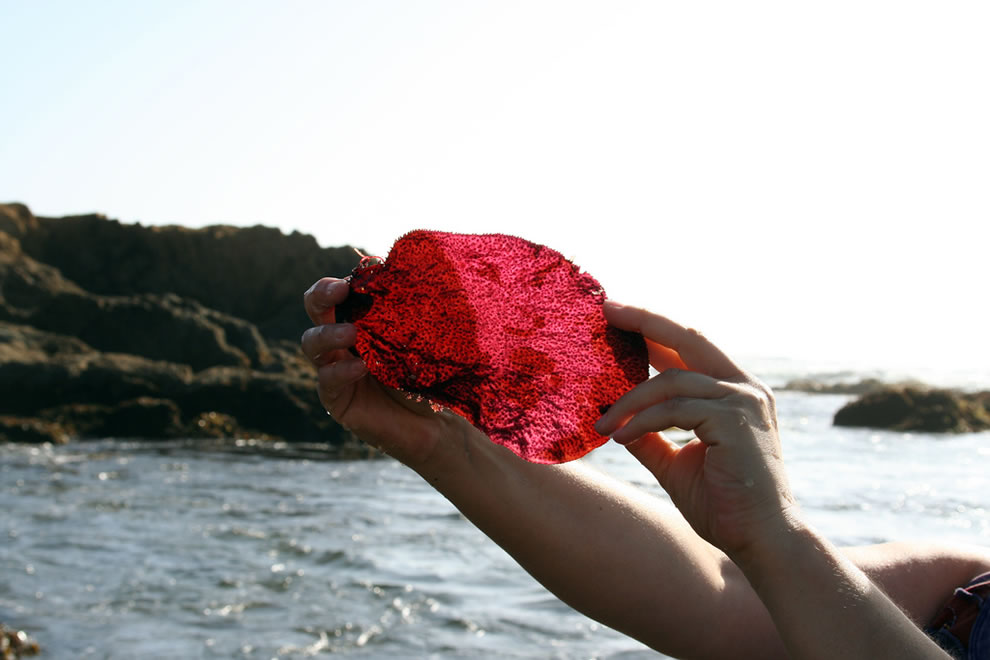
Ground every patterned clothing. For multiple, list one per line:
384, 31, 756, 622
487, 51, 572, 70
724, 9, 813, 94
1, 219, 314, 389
926, 572, 990, 659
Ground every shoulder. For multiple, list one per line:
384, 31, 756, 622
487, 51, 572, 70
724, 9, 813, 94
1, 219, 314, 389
843, 541, 990, 624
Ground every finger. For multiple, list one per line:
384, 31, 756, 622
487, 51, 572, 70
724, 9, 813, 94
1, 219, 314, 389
603, 301, 741, 379
645, 338, 689, 371
316, 358, 368, 416
304, 278, 349, 325
610, 397, 719, 445
595, 368, 732, 436
301, 323, 357, 364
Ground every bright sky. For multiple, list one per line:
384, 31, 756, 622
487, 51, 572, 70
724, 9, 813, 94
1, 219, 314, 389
2, 1, 988, 373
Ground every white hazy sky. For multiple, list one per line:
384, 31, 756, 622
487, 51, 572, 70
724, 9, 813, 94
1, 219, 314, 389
2, 1, 988, 373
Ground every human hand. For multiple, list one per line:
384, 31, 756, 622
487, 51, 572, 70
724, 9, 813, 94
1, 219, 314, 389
594, 301, 797, 560
301, 277, 465, 467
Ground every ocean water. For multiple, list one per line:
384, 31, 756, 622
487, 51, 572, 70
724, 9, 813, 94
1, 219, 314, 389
2, 364, 989, 659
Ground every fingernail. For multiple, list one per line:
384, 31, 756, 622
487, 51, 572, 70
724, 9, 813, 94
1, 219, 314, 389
333, 325, 352, 341
349, 360, 367, 377
594, 416, 610, 436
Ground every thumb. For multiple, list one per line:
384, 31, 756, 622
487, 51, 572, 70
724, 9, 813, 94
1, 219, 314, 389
621, 432, 678, 483
623, 433, 707, 498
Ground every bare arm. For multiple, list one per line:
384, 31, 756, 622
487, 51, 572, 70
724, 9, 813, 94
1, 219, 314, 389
426, 425, 988, 659
302, 277, 788, 657
845, 541, 990, 627
419, 431, 788, 659
301, 279, 978, 659
597, 301, 955, 659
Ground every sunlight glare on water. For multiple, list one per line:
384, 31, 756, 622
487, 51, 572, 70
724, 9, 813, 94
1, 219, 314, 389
2, 384, 989, 658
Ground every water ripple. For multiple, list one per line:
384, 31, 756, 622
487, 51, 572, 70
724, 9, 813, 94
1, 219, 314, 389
3, 401, 988, 658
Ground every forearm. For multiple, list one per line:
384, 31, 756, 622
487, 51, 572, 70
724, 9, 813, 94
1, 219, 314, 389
734, 515, 952, 660
410, 419, 784, 658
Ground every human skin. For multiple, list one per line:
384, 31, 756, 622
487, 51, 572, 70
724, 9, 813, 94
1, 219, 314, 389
302, 277, 988, 659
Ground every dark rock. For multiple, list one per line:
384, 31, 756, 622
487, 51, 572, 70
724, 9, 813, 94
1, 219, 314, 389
833, 386, 990, 433
0, 321, 350, 445
0, 227, 85, 318
259, 339, 319, 379
1, 236, 272, 370
0, 325, 193, 414
0, 203, 39, 239
44, 398, 184, 439
186, 411, 241, 438
13, 208, 360, 342
0, 319, 92, 357
0, 621, 41, 658
0, 416, 69, 444
177, 367, 338, 443
0, 201, 360, 449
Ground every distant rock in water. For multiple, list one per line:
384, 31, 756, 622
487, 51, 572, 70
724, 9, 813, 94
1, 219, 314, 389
0, 621, 40, 658
833, 385, 990, 433
781, 376, 928, 396
782, 377, 887, 395
0, 202, 367, 452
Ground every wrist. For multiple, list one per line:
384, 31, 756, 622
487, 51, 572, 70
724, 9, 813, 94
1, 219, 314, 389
405, 411, 488, 480
726, 507, 876, 611
724, 505, 813, 576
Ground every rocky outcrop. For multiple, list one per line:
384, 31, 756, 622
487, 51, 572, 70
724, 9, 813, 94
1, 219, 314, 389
0, 202, 366, 451
13, 208, 358, 341
0, 203, 39, 239
833, 385, 990, 433
0, 235, 269, 369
